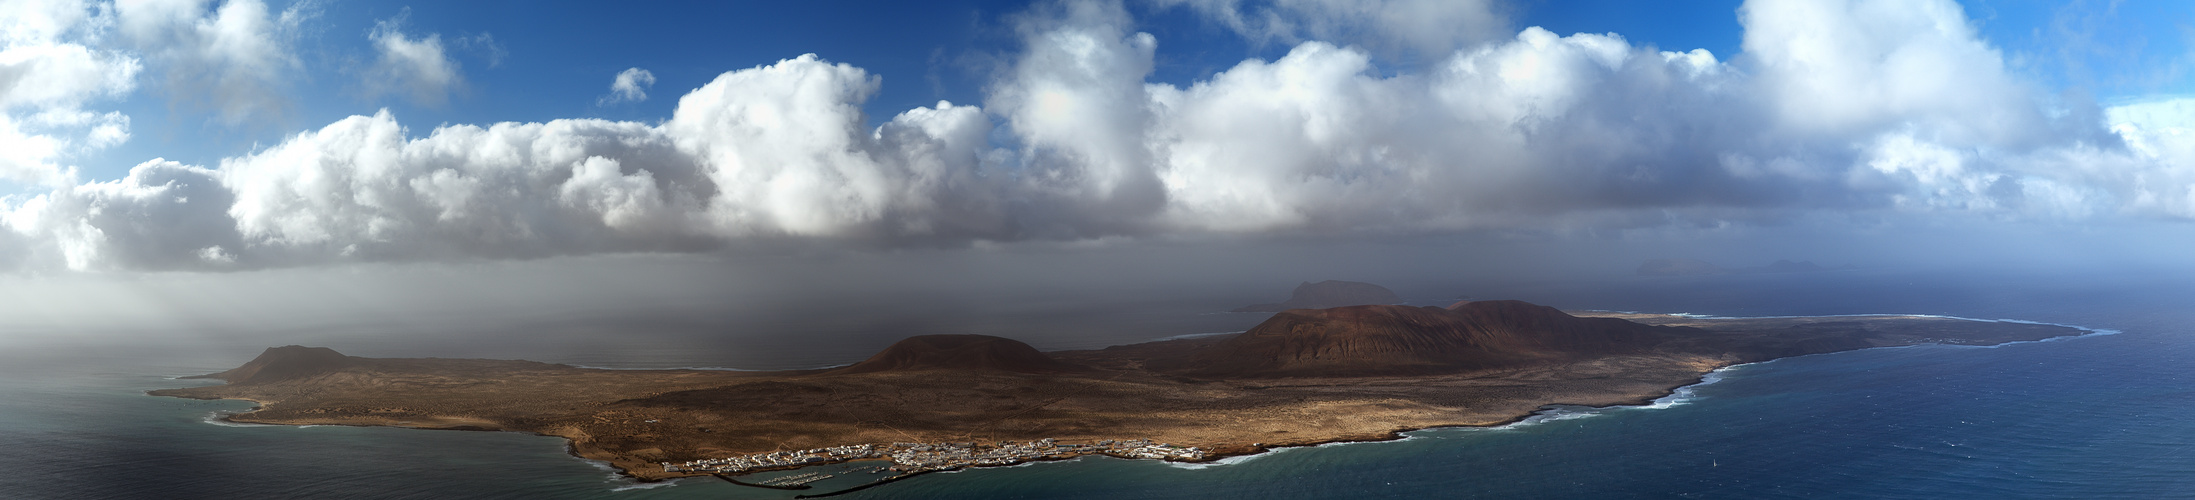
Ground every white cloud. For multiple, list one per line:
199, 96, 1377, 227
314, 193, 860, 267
0, 32, 138, 110
113, 0, 312, 124
2103, 98, 2195, 218
3, 0, 2195, 272
664, 54, 1001, 239
364, 12, 460, 107
0, 0, 141, 186
1, 159, 239, 270
133, 54, 999, 267
214, 110, 707, 261
0, 0, 97, 45
1741, 0, 2050, 148
598, 67, 653, 105
988, 1, 1166, 236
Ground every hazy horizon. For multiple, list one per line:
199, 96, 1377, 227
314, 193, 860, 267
3, 0, 2194, 359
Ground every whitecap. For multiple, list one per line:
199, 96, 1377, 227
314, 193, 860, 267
1166, 432, 1430, 470
1164, 452, 1278, 470
1509, 407, 1607, 426
1162, 363, 1756, 470
608, 479, 679, 492
977, 460, 1051, 470
1640, 367, 1735, 409
568, 453, 674, 492
572, 457, 617, 473
200, 410, 279, 428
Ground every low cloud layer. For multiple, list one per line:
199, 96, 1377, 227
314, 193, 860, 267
3, 0, 2193, 272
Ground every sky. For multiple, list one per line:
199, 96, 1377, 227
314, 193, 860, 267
4, 0, 2195, 346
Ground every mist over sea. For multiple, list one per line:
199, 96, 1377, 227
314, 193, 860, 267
3, 266, 2192, 499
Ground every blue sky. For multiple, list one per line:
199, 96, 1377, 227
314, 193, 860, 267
5, 0, 2195, 274
78, 0, 2190, 181
86, 0, 1030, 173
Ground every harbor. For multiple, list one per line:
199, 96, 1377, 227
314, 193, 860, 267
671, 438, 1210, 495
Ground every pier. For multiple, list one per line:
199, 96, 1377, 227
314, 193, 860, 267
794, 468, 957, 499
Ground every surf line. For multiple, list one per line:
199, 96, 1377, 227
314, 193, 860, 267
713, 473, 811, 490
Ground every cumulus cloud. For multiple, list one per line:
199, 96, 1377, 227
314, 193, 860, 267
598, 67, 653, 105
989, 0, 1166, 236
0, 0, 141, 186
2, 159, 242, 270
113, 0, 312, 125
2102, 98, 2195, 218
1, 0, 2193, 272
201, 54, 996, 268
364, 12, 460, 107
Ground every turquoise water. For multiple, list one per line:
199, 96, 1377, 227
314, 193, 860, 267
3, 268, 2192, 499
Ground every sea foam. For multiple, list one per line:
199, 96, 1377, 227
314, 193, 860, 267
200, 410, 281, 428
607, 479, 679, 492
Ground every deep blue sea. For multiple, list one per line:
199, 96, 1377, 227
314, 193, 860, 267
3, 267, 2191, 499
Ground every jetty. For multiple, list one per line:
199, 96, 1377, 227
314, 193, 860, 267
713, 474, 812, 490
795, 468, 957, 499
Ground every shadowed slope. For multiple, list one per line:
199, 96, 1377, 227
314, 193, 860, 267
186, 345, 360, 385
825, 334, 1088, 375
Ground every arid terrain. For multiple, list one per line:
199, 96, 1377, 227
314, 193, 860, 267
152, 301, 2082, 482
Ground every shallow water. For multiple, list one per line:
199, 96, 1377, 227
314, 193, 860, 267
2, 267, 2191, 499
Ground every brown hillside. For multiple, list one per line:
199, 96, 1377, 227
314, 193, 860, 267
186, 345, 359, 385
1176, 300, 1673, 377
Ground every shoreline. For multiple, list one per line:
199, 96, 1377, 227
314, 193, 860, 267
1168, 321, 2110, 468
150, 312, 2106, 486
1168, 360, 1752, 467
755, 320, 2118, 475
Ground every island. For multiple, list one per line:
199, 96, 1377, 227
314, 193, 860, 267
152, 300, 2083, 495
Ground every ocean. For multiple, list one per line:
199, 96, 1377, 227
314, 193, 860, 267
2, 266, 2191, 499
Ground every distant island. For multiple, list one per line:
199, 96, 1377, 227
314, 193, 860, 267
153, 300, 2082, 495
1232, 280, 1402, 312
1637, 258, 1855, 276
